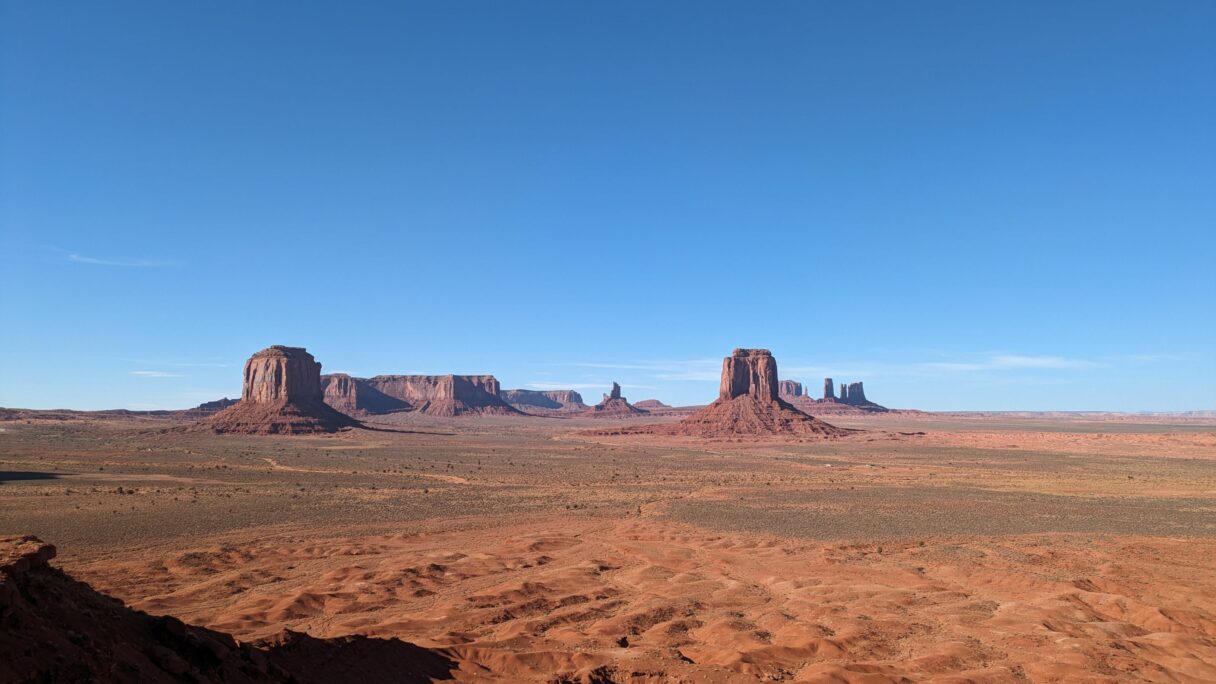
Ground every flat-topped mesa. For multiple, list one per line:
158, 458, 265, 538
243, 346, 322, 404
720, 348, 780, 402
360, 374, 521, 416
501, 389, 587, 412
321, 373, 411, 415
202, 346, 361, 434
823, 378, 835, 401
779, 379, 804, 400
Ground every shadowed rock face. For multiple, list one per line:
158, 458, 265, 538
720, 349, 779, 402
243, 346, 322, 404
321, 374, 412, 415
847, 382, 866, 403
779, 379, 804, 400
501, 389, 587, 411
803, 377, 887, 411
360, 375, 520, 416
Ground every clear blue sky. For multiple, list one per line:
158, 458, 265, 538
2, 2, 1213, 411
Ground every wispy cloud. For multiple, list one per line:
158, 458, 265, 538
988, 355, 1100, 369
132, 359, 231, 368
130, 370, 184, 378
69, 253, 176, 268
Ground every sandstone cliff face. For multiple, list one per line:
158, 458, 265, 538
779, 379, 804, 400
321, 374, 411, 415
362, 375, 520, 416
242, 346, 321, 403
501, 389, 587, 411
204, 346, 360, 434
847, 382, 866, 403
720, 349, 780, 402
823, 378, 835, 401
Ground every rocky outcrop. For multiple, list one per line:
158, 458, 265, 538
0, 535, 454, 683
846, 382, 866, 403
634, 399, 671, 409
176, 397, 239, 418
599, 349, 847, 438
800, 377, 888, 412
198, 397, 239, 412
501, 389, 587, 412
361, 375, 521, 416
720, 349, 780, 402
779, 379, 804, 400
203, 346, 361, 434
321, 374, 411, 415
242, 346, 322, 403
586, 382, 647, 417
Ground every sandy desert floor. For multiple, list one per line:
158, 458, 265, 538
2, 411, 1215, 682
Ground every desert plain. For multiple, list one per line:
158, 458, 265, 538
2, 408, 1215, 683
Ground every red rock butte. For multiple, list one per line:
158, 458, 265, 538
586, 381, 647, 417
595, 349, 848, 438
203, 346, 361, 434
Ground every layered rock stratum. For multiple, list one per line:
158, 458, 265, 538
318, 374, 520, 417
778, 379, 804, 400
501, 389, 588, 412
358, 375, 520, 417
203, 346, 361, 434
321, 374, 412, 415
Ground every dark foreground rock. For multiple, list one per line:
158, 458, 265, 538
0, 535, 454, 683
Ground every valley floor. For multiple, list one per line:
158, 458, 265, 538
2, 411, 1214, 682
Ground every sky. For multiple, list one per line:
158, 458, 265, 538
1, 1, 1213, 412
